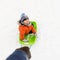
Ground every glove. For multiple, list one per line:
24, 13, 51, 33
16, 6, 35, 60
34, 33, 37, 36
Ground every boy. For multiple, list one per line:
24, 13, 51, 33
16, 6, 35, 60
18, 13, 36, 41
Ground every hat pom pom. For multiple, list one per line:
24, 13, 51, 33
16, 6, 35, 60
21, 13, 26, 17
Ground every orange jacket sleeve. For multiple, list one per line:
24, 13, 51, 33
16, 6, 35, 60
19, 26, 25, 40
31, 26, 36, 33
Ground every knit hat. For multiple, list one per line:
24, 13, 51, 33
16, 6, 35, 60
20, 13, 29, 22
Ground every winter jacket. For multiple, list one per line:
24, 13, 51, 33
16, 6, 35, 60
19, 25, 36, 40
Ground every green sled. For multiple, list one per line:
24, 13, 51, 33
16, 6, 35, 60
18, 21, 37, 46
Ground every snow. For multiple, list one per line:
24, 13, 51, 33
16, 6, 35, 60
0, 0, 60, 60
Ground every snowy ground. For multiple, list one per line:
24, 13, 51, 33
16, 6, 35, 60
0, 0, 60, 60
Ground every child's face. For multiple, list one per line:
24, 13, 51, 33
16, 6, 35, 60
23, 19, 30, 25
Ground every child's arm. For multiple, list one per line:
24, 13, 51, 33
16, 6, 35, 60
31, 26, 36, 34
19, 26, 25, 40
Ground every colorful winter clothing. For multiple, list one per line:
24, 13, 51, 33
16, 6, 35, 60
19, 25, 36, 40
19, 13, 29, 24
